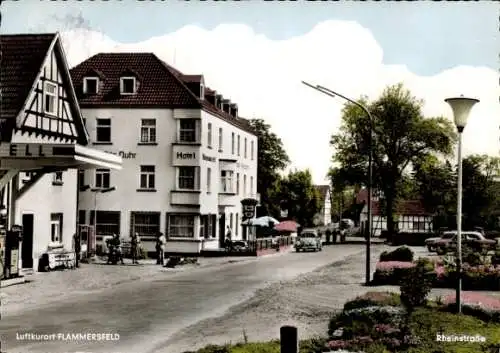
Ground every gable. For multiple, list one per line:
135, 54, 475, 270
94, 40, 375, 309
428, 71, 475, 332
14, 34, 88, 145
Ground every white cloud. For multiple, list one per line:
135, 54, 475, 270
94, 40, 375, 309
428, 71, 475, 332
59, 20, 500, 184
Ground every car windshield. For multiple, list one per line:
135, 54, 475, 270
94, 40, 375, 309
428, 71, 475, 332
442, 232, 455, 239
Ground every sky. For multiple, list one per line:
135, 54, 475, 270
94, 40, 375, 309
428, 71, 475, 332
3, 1, 499, 184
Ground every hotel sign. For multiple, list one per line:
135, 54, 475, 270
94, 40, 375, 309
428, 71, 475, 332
172, 145, 200, 166
0, 143, 74, 158
105, 151, 136, 159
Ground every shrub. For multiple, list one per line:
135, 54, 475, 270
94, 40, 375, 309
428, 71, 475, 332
343, 291, 401, 311
330, 306, 405, 339
379, 246, 414, 262
372, 261, 415, 285
299, 336, 328, 353
462, 244, 483, 266
492, 251, 500, 266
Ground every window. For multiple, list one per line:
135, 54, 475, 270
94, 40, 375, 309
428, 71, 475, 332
178, 166, 196, 189
52, 171, 63, 185
50, 213, 63, 242
231, 132, 235, 154
168, 214, 195, 238
78, 170, 85, 189
90, 211, 120, 237
243, 174, 247, 197
131, 212, 160, 238
96, 118, 111, 143
250, 176, 254, 195
179, 119, 197, 142
206, 168, 212, 193
237, 135, 241, 156
218, 128, 223, 151
83, 77, 99, 94
236, 173, 240, 194
220, 170, 234, 193
230, 213, 234, 231
140, 119, 156, 143
207, 123, 213, 148
120, 77, 136, 95
200, 215, 215, 239
244, 138, 247, 158
235, 213, 239, 236
44, 82, 57, 115
140, 165, 155, 190
78, 210, 86, 225
412, 220, 426, 231
200, 84, 205, 99
251, 140, 255, 160
95, 169, 110, 188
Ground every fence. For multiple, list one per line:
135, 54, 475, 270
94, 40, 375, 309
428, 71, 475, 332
247, 236, 293, 253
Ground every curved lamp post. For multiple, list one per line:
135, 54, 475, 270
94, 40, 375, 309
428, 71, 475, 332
445, 95, 479, 314
302, 81, 374, 285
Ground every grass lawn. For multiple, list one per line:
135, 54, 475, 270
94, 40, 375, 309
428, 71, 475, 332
185, 292, 500, 353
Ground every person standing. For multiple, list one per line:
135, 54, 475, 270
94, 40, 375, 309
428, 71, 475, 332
73, 233, 81, 268
156, 232, 166, 265
131, 232, 140, 264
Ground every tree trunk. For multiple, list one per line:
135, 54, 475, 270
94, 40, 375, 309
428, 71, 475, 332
385, 189, 397, 237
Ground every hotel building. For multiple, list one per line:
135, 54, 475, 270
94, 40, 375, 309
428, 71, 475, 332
69, 53, 258, 255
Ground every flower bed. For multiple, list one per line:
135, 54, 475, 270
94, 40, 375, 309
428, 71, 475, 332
439, 292, 500, 323
372, 257, 500, 290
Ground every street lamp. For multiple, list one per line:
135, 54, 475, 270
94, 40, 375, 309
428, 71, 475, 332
445, 95, 479, 314
302, 81, 374, 285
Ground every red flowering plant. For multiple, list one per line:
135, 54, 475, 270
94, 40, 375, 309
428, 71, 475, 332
442, 292, 500, 323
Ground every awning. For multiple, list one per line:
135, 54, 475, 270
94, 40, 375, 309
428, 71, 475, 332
0, 143, 122, 171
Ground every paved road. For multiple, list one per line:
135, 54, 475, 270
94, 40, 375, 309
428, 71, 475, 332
0, 245, 370, 353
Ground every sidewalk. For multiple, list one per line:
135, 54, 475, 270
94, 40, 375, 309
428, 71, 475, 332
0, 256, 255, 314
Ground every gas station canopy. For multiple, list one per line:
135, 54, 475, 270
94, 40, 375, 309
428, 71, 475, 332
0, 143, 122, 171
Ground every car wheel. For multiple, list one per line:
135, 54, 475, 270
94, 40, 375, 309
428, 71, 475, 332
427, 246, 434, 252
436, 247, 446, 255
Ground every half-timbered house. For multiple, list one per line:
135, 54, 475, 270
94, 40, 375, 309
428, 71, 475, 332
0, 33, 122, 274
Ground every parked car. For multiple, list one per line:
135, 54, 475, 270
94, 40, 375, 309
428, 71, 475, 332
434, 231, 497, 255
295, 229, 322, 252
425, 231, 456, 252
231, 240, 249, 252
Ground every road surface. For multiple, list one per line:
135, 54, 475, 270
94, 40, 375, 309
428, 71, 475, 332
0, 245, 371, 353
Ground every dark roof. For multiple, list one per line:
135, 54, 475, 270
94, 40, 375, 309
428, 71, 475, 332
1, 33, 55, 123
314, 185, 330, 202
370, 200, 431, 216
69, 52, 256, 135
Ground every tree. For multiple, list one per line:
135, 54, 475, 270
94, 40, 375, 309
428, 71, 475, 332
276, 169, 321, 227
330, 83, 457, 236
247, 119, 290, 217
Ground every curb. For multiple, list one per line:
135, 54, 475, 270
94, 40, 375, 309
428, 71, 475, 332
1, 276, 28, 288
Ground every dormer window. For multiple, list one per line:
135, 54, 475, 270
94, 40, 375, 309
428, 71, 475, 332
120, 77, 136, 95
83, 77, 99, 94
200, 84, 205, 100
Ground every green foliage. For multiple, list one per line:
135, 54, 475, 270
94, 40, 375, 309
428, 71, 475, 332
400, 259, 434, 312
343, 291, 401, 312
462, 244, 484, 266
247, 119, 290, 218
330, 83, 457, 235
275, 169, 321, 227
379, 246, 414, 262
298, 336, 328, 353
492, 251, 500, 266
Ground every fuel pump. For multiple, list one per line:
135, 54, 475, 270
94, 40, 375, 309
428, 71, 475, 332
4, 225, 22, 278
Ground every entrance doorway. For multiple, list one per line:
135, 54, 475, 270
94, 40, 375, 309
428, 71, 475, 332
218, 213, 225, 247
21, 214, 34, 269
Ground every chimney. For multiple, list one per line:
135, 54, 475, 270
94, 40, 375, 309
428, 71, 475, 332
230, 103, 238, 118
222, 99, 231, 114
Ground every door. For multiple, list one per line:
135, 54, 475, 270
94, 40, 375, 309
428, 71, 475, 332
21, 214, 34, 269
219, 213, 225, 247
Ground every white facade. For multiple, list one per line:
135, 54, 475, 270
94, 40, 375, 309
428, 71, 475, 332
0, 33, 123, 276
77, 107, 258, 254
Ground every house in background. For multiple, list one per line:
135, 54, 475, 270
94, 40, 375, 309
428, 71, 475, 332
357, 188, 433, 236
313, 185, 332, 226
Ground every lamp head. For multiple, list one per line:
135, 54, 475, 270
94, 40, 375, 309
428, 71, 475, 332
0, 205, 7, 217
444, 95, 479, 132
